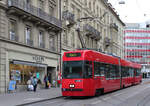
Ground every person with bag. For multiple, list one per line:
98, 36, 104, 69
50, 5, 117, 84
31, 75, 38, 92
27, 79, 33, 91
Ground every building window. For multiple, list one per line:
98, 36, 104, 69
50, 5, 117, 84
71, 32, 75, 47
63, 31, 68, 45
24, 0, 31, 4
93, 2, 95, 13
97, 6, 99, 17
49, 6, 54, 16
77, 9, 80, 19
39, 31, 45, 48
89, 1, 91, 10
49, 35, 55, 51
39, 0, 44, 10
85, 0, 87, 6
25, 26, 33, 46
9, 19, 18, 41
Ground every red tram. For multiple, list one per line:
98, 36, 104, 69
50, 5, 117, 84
61, 50, 142, 96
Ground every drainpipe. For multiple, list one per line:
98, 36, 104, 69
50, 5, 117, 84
59, 0, 62, 87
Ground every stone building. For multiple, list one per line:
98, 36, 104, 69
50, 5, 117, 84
0, 0, 62, 93
61, 0, 125, 58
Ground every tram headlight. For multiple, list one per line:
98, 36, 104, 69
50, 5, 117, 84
69, 84, 75, 88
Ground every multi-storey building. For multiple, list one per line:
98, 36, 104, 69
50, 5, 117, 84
124, 23, 150, 78
0, 0, 125, 94
0, 0, 62, 93
61, 0, 125, 58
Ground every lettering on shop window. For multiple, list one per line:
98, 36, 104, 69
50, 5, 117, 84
33, 56, 44, 63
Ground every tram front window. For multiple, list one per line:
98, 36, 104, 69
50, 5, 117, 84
63, 61, 83, 78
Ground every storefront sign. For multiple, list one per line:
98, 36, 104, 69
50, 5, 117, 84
33, 56, 44, 63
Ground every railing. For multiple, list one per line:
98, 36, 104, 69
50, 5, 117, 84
104, 37, 111, 46
39, 42, 45, 48
49, 46, 56, 51
8, 0, 62, 28
110, 23, 118, 31
62, 10, 75, 23
83, 24, 101, 40
26, 39, 33, 46
10, 32, 18, 42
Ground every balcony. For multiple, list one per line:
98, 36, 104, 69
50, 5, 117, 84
83, 24, 101, 40
62, 10, 75, 27
104, 37, 111, 47
110, 23, 118, 31
7, 0, 62, 32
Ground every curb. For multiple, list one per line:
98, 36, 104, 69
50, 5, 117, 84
16, 96, 63, 106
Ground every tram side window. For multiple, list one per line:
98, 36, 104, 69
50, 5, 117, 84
94, 62, 101, 76
84, 61, 92, 78
109, 64, 116, 78
99, 63, 105, 76
135, 68, 141, 76
104, 64, 110, 78
121, 66, 126, 77
129, 68, 134, 77
126, 67, 130, 77
115, 65, 120, 78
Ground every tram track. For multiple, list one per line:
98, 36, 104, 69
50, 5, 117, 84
137, 92, 150, 106
16, 96, 64, 106
18, 80, 150, 106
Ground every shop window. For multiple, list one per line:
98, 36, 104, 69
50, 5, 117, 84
9, 63, 44, 85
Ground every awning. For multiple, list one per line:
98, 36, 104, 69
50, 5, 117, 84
12, 60, 47, 68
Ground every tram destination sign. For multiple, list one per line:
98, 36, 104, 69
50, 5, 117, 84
66, 53, 81, 57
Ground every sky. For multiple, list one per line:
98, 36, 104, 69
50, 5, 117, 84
108, 0, 150, 23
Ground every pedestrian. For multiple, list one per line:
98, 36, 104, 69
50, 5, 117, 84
31, 75, 38, 92
27, 79, 33, 91
52, 80, 56, 87
44, 75, 48, 89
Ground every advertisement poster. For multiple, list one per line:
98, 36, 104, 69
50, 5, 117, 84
36, 72, 40, 79
8, 80, 16, 91
11, 70, 21, 81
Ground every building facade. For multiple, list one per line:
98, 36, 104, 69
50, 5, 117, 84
124, 23, 150, 78
61, 0, 125, 58
0, 0, 62, 93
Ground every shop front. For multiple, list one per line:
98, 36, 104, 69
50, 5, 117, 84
9, 60, 47, 91
7, 50, 59, 92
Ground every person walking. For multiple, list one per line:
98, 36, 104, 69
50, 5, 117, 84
44, 75, 48, 89
31, 75, 38, 92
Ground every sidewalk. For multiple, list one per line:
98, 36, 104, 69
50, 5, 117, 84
0, 87, 62, 106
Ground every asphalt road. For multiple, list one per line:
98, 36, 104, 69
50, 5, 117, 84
25, 79, 150, 106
